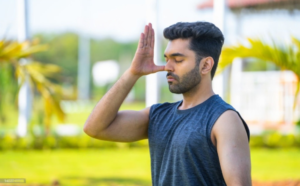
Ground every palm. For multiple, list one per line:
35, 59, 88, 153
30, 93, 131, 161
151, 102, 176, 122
218, 37, 300, 110
131, 23, 164, 76
0, 39, 65, 134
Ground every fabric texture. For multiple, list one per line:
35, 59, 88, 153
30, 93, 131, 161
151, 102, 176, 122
148, 94, 250, 186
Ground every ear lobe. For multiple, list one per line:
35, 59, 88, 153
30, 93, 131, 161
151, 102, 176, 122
201, 57, 214, 75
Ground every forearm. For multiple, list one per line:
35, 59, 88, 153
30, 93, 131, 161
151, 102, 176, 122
83, 69, 140, 137
84, 23, 162, 140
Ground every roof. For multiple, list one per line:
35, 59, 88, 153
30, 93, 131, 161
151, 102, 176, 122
197, 0, 294, 9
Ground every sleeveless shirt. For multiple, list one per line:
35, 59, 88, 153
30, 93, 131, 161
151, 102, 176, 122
148, 94, 250, 186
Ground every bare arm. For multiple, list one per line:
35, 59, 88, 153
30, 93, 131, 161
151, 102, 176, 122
212, 110, 252, 186
83, 23, 165, 142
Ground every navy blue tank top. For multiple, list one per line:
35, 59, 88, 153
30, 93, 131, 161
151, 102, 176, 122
148, 94, 250, 186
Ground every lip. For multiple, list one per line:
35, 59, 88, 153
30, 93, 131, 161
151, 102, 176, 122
167, 76, 176, 82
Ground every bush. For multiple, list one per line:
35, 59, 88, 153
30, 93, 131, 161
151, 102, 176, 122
278, 134, 296, 148
0, 133, 16, 150
248, 131, 300, 148
249, 135, 264, 148
0, 130, 299, 151
262, 131, 282, 148
0, 131, 150, 150
15, 136, 33, 150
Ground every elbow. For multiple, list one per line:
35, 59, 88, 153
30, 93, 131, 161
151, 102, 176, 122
83, 122, 97, 138
83, 121, 107, 140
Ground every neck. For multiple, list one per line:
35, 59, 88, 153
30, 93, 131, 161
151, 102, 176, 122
179, 79, 215, 110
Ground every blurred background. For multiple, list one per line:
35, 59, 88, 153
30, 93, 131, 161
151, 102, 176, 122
0, 0, 300, 185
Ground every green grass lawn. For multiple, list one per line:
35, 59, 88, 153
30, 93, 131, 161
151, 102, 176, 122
1, 148, 151, 186
251, 148, 300, 181
1, 147, 300, 186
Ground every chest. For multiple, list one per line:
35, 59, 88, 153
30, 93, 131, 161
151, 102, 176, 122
150, 114, 210, 152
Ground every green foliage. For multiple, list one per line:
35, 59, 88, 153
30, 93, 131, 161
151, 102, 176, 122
90, 38, 137, 63
262, 131, 283, 148
249, 135, 264, 147
296, 120, 300, 126
1, 130, 300, 150
32, 33, 138, 89
0, 39, 47, 62
0, 131, 149, 150
0, 63, 18, 123
263, 131, 296, 148
219, 37, 300, 109
33, 33, 79, 81
0, 38, 66, 134
280, 134, 296, 148
0, 133, 16, 150
242, 58, 280, 71
249, 131, 298, 148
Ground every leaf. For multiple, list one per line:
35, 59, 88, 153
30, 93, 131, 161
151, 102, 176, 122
218, 36, 300, 112
0, 40, 47, 62
0, 38, 65, 132
293, 81, 300, 110
24, 62, 65, 124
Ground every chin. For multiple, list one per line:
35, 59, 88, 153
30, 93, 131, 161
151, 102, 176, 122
169, 86, 183, 94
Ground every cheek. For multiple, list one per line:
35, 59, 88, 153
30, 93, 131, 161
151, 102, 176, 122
177, 62, 196, 77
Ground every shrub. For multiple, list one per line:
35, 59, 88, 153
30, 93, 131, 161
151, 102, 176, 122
249, 135, 264, 148
0, 130, 298, 151
262, 131, 282, 148
278, 134, 296, 148
0, 133, 16, 150
15, 136, 33, 150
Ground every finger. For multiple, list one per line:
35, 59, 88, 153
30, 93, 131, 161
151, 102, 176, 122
138, 33, 145, 48
151, 28, 155, 48
144, 25, 149, 46
148, 23, 153, 48
147, 23, 152, 47
154, 65, 166, 72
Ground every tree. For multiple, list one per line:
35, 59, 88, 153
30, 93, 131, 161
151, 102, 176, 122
0, 39, 65, 134
218, 37, 300, 110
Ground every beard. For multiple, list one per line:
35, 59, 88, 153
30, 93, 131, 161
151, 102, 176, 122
167, 63, 201, 94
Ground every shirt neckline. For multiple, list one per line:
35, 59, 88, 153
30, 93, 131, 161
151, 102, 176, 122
175, 94, 218, 115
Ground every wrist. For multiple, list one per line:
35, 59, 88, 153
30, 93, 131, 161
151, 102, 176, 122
125, 69, 142, 80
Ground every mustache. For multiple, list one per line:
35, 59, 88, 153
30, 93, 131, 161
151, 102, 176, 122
166, 72, 179, 80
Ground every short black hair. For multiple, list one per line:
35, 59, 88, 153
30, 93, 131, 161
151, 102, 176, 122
163, 21, 224, 80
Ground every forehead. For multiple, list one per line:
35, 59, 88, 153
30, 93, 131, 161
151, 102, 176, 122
164, 38, 193, 56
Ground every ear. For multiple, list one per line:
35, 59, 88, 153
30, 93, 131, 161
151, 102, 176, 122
201, 57, 214, 75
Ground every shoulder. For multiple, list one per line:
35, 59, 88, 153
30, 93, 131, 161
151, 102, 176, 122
149, 101, 180, 118
212, 110, 249, 144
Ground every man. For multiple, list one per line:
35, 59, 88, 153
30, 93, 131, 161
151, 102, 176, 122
84, 22, 251, 186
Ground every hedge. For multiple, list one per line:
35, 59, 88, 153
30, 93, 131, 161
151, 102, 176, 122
0, 133, 149, 150
0, 130, 300, 150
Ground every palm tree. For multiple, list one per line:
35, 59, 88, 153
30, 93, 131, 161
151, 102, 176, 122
0, 39, 65, 134
217, 37, 300, 110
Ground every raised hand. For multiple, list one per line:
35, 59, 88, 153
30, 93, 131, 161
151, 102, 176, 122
130, 23, 165, 76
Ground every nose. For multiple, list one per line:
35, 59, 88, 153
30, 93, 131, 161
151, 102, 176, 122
164, 60, 174, 72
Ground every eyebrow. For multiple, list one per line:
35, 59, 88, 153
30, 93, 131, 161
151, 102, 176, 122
164, 53, 185, 58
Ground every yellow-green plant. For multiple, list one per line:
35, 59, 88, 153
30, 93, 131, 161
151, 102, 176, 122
0, 39, 65, 133
218, 37, 300, 110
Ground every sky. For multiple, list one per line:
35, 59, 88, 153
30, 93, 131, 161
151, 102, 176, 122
0, 0, 300, 43
0, 0, 204, 42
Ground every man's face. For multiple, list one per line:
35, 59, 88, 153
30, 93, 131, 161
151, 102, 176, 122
164, 38, 202, 94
